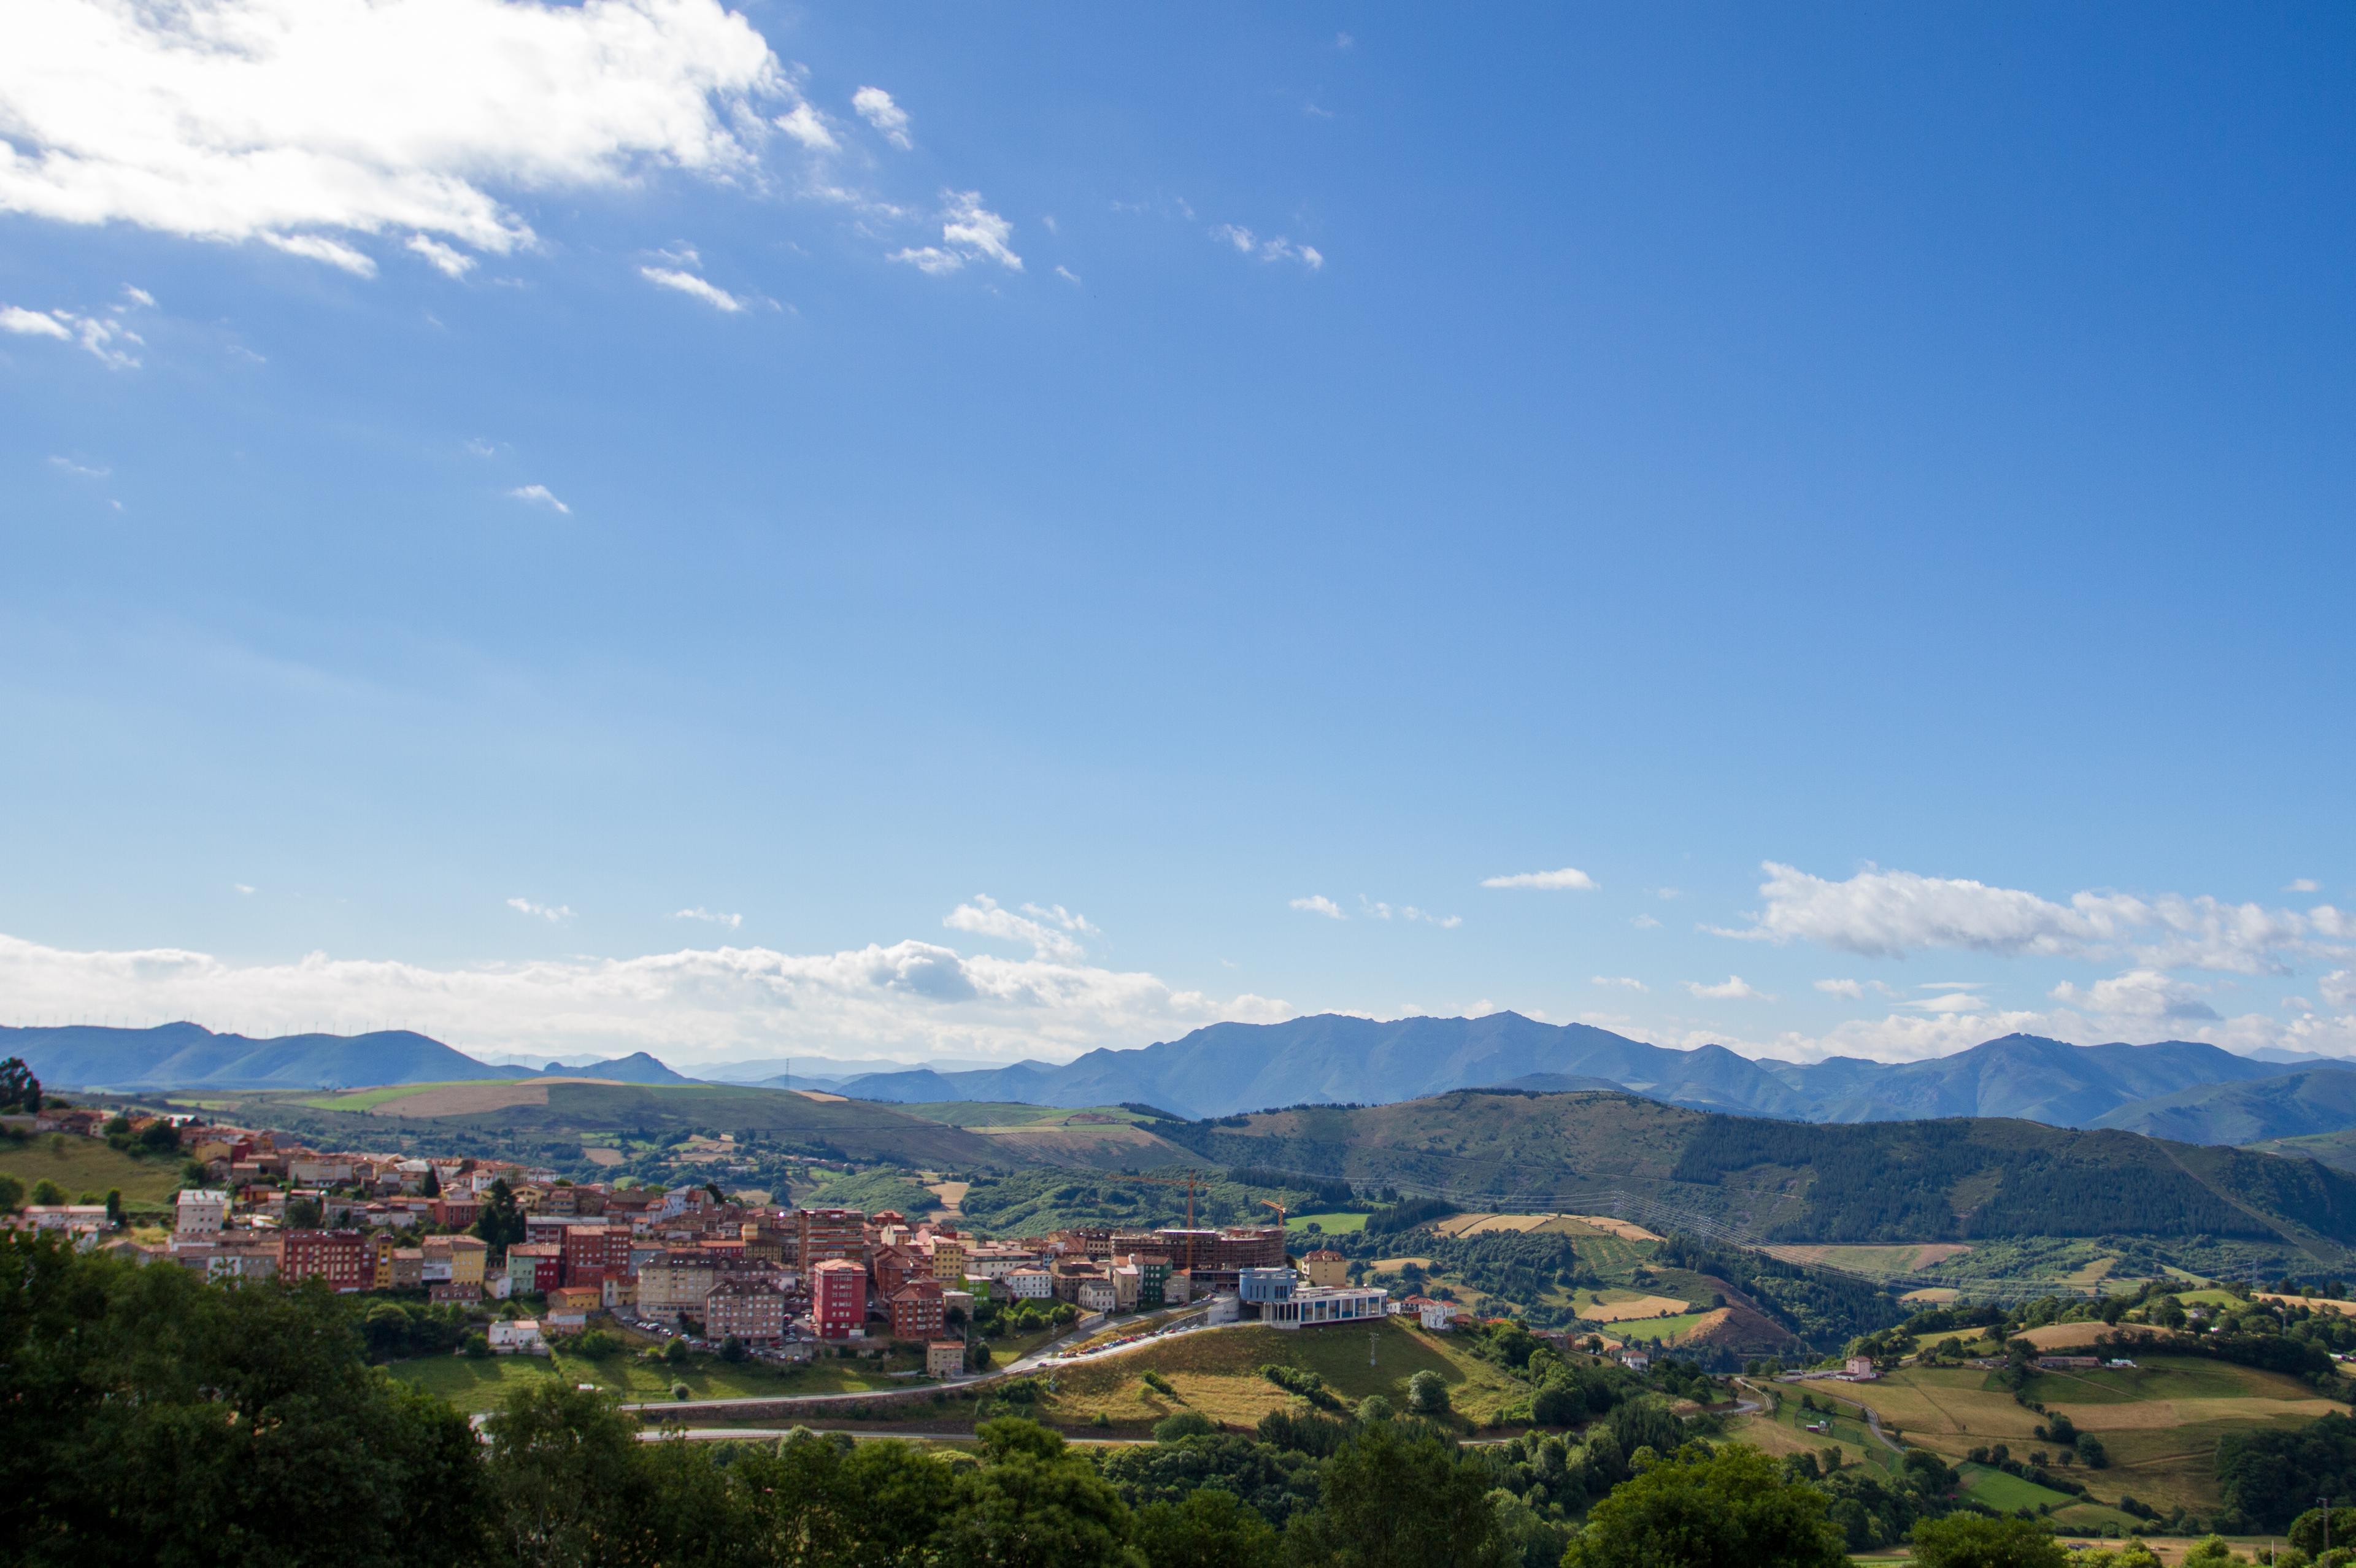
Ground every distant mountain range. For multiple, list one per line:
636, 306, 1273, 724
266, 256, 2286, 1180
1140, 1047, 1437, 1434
0, 1023, 695, 1091
836, 1012, 2356, 1136
18, 1014, 2356, 1148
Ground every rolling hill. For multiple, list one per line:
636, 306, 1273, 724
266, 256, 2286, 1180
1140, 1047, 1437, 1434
1151, 1087, 2356, 1260
212, 1078, 1015, 1171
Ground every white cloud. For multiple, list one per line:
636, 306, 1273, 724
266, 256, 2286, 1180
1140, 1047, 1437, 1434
640, 265, 746, 312
1290, 895, 1345, 920
1480, 866, 1596, 891
2288, 878, 2323, 894
669, 907, 742, 929
464, 437, 499, 458
774, 102, 838, 152
0, 0, 785, 271
1055, 265, 1081, 285
1592, 976, 1649, 993
1903, 991, 1988, 1015
507, 483, 570, 513
48, 456, 109, 478
852, 85, 912, 149
1717, 861, 2338, 975
1, 306, 70, 340
942, 894, 1089, 963
2, 302, 143, 367
1209, 225, 1323, 270
233, 883, 256, 895
1631, 913, 1661, 929
0, 927, 1293, 1067
890, 190, 1021, 275
407, 234, 477, 278
1685, 975, 1770, 1001
2049, 969, 2220, 1023
506, 897, 573, 923
1814, 978, 1866, 999
264, 233, 376, 275
1399, 906, 1462, 929
2325, 970, 2356, 1009
1020, 903, 1102, 937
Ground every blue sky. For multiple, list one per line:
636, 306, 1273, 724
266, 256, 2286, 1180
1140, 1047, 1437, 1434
2, 2, 2352, 1068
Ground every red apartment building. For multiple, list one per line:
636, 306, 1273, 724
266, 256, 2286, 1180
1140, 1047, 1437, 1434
280, 1229, 369, 1291
887, 1277, 945, 1341
811, 1258, 867, 1339
560, 1222, 631, 1287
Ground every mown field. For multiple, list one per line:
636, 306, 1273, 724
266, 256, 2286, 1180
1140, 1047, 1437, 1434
1031, 1316, 1523, 1431
0, 1132, 183, 1206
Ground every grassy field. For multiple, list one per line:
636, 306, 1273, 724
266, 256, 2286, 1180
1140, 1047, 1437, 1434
1838, 1355, 2336, 1516
1288, 1211, 1368, 1234
390, 1345, 926, 1413
1033, 1316, 1523, 1431
298, 1080, 510, 1112
0, 1132, 183, 1205
1735, 1382, 1898, 1475
1607, 1312, 1717, 1345
1957, 1461, 2077, 1512
893, 1102, 1164, 1129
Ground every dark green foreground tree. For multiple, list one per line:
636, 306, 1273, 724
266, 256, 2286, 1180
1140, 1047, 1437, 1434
1564, 1443, 1849, 1568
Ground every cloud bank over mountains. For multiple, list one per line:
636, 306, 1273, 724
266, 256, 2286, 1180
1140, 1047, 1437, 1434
0, 901, 1289, 1068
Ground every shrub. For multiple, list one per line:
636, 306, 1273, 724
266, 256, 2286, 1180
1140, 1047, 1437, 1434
671, 1382, 691, 1401
1406, 1370, 1451, 1416
1153, 1410, 1214, 1443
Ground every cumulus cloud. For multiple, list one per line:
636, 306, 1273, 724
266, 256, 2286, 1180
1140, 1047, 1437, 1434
889, 190, 1021, 275
0, 924, 1292, 1066
1592, 976, 1649, 992
1814, 978, 1866, 999
1209, 224, 1323, 270
2049, 969, 2221, 1023
1685, 975, 1770, 1001
1717, 861, 2342, 975
507, 483, 570, 513
1290, 895, 1344, 920
640, 265, 746, 311
2288, 878, 2323, 894
48, 456, 109, 478
669, 907, 742, 929
1631, 914, 1661, 929
942, 894, 1092, 962
852, 85, 912, 148
2325, 970, 2356, 1009
506, 897, 573, 923
0, 0, 786, 274
1480, 866, 1596, 891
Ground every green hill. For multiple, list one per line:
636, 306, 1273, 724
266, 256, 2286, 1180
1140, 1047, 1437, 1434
1156, 1088, 2356, 1262
201, 1080, 1014, 1174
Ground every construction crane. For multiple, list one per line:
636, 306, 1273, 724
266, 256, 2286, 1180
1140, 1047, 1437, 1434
1103, 1171, 1208, 1270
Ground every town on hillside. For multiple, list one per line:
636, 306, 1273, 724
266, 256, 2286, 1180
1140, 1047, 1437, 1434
8, 1099, 1428, 1369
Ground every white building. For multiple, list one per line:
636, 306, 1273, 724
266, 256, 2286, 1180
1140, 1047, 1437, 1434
489, 1319, 548, 1355
175, 1188, 230, 1236
1077, 1278, 1118, 1313
1259, 1285, 1389, 1330
1006, 1267, 1054, 1301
